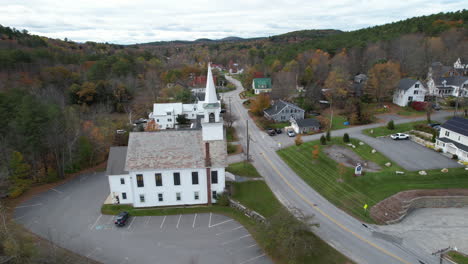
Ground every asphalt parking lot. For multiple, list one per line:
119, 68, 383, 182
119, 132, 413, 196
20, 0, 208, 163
14, 172, 270, 264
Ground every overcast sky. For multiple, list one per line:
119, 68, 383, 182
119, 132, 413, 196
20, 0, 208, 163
1, 0, 465, 44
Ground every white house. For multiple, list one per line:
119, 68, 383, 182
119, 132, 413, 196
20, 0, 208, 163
107, 64, 227, 207
436, 117, 468, 162
149, 64, 221, 129
426, 76, 468, 98
392, 78, 427, 107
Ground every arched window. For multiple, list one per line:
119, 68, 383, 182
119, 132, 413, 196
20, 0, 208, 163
209, 113, 215, 123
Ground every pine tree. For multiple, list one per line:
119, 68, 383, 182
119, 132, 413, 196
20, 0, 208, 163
320, 135, 327, 145
343, 133, 350, 143
387, 120, 395, 130
326, 130, 331, 141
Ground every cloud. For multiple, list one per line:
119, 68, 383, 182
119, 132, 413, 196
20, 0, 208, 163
0, 0, 465, 44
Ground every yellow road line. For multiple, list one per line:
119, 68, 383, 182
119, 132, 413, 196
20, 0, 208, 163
261, 153, 411, 264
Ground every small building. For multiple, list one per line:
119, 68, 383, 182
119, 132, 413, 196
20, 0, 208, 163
291, 118, 320, 134
263, 100, 305, 122
252, 78, 272, 95
436, 116, 468, 162
392, 78, 427, 107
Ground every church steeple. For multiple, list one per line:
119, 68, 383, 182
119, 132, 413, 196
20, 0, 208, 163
204, 63, 218, 104
201, 63, 223, 141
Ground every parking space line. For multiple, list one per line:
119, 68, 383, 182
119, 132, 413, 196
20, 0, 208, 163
127, 217, 136, 230
192, 214, 197, 228
233, 244, 257, 253
50, 188, 63, 194
210, 219, 233, 228
90, 214, 102, 230
208, 213, 212, 227
216, 226, 243, 236
160, 216, 166, 229
176, 215, 182, 229
239, 253, 265, 264
221, 234, 251, 245
15, 203, 42, 209
145, 216, 151, 225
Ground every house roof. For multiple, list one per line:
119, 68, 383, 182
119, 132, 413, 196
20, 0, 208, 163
295, 118, 320, 128
438, 137, 468, 153
264, 100, 304, 116
253, 78, 272, 89
435, 76, 468, 87
397, 78, 419, 91
152, 103, 183, 116
441, 116, 468, 137
125, 131, 226, 171
106, 147, 129, 175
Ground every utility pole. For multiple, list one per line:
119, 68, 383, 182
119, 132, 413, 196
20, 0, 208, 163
432, 246, 452, 264
246, 120, 250, 162
229, 97, 232, 127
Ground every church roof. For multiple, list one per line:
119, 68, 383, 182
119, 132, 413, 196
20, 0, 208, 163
125, 131, 226, 171
204, 63, 218, 104
106, 147, 129, 175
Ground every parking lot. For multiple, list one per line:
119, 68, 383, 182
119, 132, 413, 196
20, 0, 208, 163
14, 172, 271, 264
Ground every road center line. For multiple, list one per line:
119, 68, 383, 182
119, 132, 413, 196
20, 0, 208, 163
192, 214, 197, 228
160, 215, 166, 229
261, 152, 411, 264
15, 203, 42, 209
90, 214, 102, 230
176, 215, 182, 229
209, 219, 233, 228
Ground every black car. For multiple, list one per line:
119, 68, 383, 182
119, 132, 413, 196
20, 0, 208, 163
275, 128, 282, 134
115, 211, 129, 226
266, 128, 276, 136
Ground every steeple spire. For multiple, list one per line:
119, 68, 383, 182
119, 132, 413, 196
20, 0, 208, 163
204, 63, 218, 104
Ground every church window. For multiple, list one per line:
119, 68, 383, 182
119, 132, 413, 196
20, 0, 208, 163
136, 174, 144, 187
209, 113, 215, 123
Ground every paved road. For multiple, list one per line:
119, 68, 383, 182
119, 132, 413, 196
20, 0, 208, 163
224, 75, 453, 264
14, 171, 270, 264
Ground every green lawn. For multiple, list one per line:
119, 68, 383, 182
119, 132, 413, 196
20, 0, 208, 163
331, 115, 349, 130
269, 122, 289, 129
448, 251, 468, 264
226, 161, 262, 178
277, 137, 468, 222
226, 127, 238, 142
232, 181, 280, 218
362, 121, 427, 137
397, 106, 424, 116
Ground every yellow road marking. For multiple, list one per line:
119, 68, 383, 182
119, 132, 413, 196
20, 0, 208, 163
261, 153, 412, 264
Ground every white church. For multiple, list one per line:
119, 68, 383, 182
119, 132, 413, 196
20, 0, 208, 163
106, 64, 227, 207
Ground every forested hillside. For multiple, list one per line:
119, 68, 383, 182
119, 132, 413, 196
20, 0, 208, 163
0, 9, 467, 198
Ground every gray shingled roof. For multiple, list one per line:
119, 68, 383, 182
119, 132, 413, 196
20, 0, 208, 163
106, 147, 129, 175
441, 117, 468, 137
397, 78, 418, 91
435, 76, 468, 87
296, 118, 320, 128
125, 131, 226, 171
264, 100, 303, 116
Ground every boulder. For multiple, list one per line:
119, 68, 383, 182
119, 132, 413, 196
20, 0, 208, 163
371, 149, 377, 154
418, 170, 427, 175
370, 129, 374, 134
359, 142, 364, 145
352, 145, 356, 149
395, 171, 405, 175
441, 168, 448, 173
385, 162, 392, 167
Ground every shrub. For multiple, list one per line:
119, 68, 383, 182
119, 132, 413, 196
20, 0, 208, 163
295, 134, 303, 146
320, 135, 327, 145
410, 101, 427, 111
387, 120, 395, 130
227, 143, 237, 154
326, 130, 331, 141
431, 132, 436, 143
343, 133, 350, 143
452, 154, 458, 160
216, 192, 230, 206
436, 148, 443, 152
414, 124, 436, 134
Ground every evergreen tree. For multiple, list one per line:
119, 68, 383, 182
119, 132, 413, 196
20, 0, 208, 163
343, 133, 350, 143
387, 120, 395, 130
326, 130, 331, 141
320, 135, 327, 145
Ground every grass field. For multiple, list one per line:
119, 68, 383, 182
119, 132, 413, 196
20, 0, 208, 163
448, 251, 468, 264
102, 180, 352, 264
277, 137, 468, 222
226, 161, 262, 178
397, 107, 425, 116
269, 122, 290, 129
331, 115, 349, 130
362, 121, 427, 137
226, 127, 237, 142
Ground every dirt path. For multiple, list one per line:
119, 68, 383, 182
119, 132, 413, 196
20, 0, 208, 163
323, 145, 381, 172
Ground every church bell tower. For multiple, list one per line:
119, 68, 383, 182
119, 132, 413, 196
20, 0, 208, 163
202, 63, 224, 141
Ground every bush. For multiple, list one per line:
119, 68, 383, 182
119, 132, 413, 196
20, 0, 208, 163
295, 134, 303, 146
414, 124, 436, 134
320, 135, 327, 145
343, 133, 350, 143
216, 192, 230, 206
227, 143, 237, 154
431, 132, 436, 143
410, 101, 427, 111
326, 130, 331, 141
436, 148, 443, 152
452, 154, 458, 160
387, 120, 395, 130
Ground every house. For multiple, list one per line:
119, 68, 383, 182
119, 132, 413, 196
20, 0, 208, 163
426, 76, 468, 97
392, 78, 427, 107
291, 118, 320, 134
436, 117, 468, 162
252, 78, 272, 94
264, 100, 305, 122
149, 64, 219, 129
107, 64, 227, 207
352, 73, 367, 97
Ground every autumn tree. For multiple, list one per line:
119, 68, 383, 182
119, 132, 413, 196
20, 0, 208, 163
295, 134, 303, 146
8, 151, 31, 197
271, 71, 296, 100
324, 68, 351, 108
365, 61, 401, 105
250, 93, 271, 116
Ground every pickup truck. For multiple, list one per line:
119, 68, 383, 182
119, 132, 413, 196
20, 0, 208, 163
390, 133, 409, 140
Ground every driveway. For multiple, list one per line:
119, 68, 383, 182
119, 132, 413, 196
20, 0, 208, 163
14, 172, 270, 264
354, 135, 462, 171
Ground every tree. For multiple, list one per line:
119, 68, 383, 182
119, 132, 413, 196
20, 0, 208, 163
295, 134, 303, 146
271, 71, 296, 100
326, 130, 331, 141
365, 61, 401, 105
343, 133, 350, 143
8, 151, 32, 197
250, 93, 271, 116
320, 135, 327, 145
324, 68, 350, 108
387, 120, 395, 130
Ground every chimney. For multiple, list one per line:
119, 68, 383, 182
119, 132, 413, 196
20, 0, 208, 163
205, 142, 212, 205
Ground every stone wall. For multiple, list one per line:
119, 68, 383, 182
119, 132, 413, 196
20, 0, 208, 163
229, 198, 266, 223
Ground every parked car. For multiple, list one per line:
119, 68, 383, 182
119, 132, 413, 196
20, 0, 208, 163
116, 129, 126, 134
390, 133, 409, 140
266, 128, 276, 136
115, 211, 129, 226
134, 118, 147, 125
287, 129, 296, 137
432, 104, 441, 111
275, 128, 282, 134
